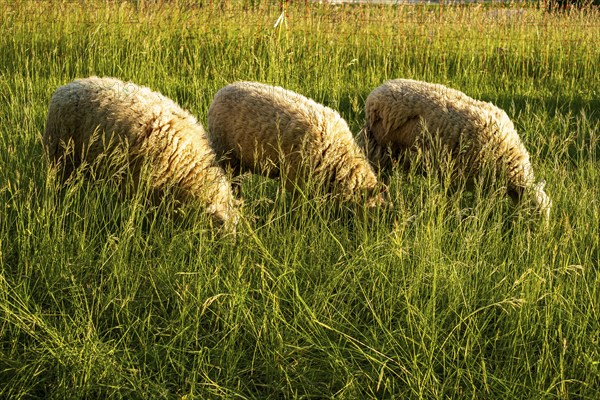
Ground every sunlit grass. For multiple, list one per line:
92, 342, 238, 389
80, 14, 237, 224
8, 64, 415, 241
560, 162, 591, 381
0, 1, 599, 398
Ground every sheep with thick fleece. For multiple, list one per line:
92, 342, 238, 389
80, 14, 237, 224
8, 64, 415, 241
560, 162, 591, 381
361, 78, 551, 222
207, 81, 385, 206
43, 76, 240, 233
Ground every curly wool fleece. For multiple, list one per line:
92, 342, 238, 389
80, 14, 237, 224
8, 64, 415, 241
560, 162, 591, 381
44, 76, 240, 232
361, 78, 551, 222
208, 81, 386, 206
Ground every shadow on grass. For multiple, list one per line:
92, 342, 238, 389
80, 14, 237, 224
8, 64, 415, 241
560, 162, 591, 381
495, 94, 600, 165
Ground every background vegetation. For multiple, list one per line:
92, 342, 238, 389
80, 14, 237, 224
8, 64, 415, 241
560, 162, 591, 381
1, 1, 599, 398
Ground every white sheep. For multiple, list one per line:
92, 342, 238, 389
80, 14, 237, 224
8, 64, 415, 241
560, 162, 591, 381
207, 81, 386, 207
361, 78, 551, 222
43, 76, 240, 233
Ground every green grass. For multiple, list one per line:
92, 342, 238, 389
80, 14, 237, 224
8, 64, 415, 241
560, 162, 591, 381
1, 1, 599, 398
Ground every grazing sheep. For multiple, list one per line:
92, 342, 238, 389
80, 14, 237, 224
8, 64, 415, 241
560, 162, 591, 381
207, 81, 386, 207
43, 76, 240, 233
361, 78, 551, 222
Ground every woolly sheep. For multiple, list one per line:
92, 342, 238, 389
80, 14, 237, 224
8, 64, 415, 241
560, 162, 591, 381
43, 76, 240, 233
207, 81, 386, 207
361, 78, 551, 222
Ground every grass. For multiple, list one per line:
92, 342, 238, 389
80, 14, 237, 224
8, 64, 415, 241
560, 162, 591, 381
1, 0, 599, 398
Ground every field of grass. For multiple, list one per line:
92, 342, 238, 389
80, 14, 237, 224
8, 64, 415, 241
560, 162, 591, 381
1, 0, 599, 398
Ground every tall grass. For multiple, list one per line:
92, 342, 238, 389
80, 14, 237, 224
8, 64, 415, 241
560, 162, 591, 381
1, 1, 599, 398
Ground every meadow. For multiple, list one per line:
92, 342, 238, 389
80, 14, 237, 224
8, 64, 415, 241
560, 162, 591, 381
0, 0, 599, 398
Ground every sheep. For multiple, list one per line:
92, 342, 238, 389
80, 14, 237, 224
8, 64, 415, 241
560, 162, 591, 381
207, 81, 386, 207
361, 78, 551, 222
43, 76, 240, 233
